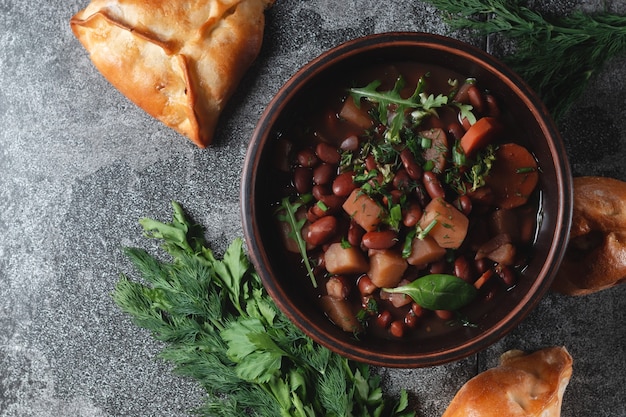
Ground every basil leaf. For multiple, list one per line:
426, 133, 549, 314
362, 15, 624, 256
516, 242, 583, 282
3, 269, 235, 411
383, 274, 477, 311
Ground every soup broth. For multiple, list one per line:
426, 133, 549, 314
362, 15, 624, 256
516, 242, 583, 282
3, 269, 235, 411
270, 61, 541, 341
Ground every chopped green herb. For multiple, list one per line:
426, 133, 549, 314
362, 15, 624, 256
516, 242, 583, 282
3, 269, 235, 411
417, 219, 438, 240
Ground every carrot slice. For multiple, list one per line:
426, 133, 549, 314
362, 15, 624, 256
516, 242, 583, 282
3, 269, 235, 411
485, 143, 539, 209
459, 116, 502, 157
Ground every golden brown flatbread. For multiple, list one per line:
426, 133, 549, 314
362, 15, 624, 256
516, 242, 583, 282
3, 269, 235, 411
442, 347, 573, 417
70, 0, 275, 147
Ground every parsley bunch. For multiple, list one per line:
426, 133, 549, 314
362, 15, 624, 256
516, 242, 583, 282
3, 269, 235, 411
113, 202, 413, 417
426, 0, 626, 121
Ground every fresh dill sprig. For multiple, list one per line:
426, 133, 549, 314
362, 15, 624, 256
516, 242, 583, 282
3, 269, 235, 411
426, 0, 626, 121
114, 201, 414, 417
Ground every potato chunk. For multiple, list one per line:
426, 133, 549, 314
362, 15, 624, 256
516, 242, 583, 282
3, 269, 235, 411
324, 243, 369, 275
419, 198, 469, 249
407, 235, 446, 266
367, 250, 408, 288
342, 188, 383, 232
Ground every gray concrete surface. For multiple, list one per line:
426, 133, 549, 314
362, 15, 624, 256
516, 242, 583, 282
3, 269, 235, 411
1, 1, 625, 416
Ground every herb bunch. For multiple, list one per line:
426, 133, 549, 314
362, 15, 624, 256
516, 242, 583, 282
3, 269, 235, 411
426, 0, 626, 121
113, 202, 413, 417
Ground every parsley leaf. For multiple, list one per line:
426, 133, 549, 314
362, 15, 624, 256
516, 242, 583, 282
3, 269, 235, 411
114, 202, 415, 417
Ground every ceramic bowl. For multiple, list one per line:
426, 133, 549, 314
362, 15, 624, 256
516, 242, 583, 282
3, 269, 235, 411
241, 32, 572, 367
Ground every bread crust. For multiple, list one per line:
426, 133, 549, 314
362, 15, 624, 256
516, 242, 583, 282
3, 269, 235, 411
70, 0, 274, 147
442, 347, 573, 417
552, 176, 626, 295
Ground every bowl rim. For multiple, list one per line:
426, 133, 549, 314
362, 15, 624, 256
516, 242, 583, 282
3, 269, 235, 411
241, 31, 573, 367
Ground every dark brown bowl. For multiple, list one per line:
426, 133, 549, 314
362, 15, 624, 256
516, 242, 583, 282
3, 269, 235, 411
241, 32, 572, 367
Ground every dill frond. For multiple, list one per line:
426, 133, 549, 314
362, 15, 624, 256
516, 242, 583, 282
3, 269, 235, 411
426, 0, 626, 121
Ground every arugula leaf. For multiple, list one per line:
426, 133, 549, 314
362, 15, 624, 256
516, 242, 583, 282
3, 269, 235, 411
275, 195, 318, 288
349, 75, 449, 144
114, 201, 414, 417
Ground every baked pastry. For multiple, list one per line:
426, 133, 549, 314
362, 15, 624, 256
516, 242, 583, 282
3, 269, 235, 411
70, 0, 275, 147
552, 176, 626, 295
442, 347, 573, 417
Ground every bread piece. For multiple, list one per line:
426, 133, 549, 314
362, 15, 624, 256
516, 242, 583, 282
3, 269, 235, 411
70, 0, 274, 148
552, 176, 626, 295
442, 347, 573, 417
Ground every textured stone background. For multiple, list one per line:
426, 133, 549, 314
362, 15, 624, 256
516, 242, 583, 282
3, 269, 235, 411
1, 1, 625, 416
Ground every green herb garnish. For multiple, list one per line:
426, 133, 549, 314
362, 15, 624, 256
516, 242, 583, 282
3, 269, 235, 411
114, 202, 414, 417
426, 0, 626, 121
383, 273, 477, 311
349, 75, 449, 143
276, 196, 318, 288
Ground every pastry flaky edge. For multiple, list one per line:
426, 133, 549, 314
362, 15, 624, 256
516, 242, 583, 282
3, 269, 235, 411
442, 347, 573, 417
70, 0, 275, 148
552, 176, 626, 295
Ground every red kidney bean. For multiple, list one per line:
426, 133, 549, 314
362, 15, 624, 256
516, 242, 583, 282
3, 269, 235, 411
447, 121, 466, 141
305, 216, 337, 246
474, 258, 490, 274
309, 203, 327, 219
389, 320, 406, 338
467, 84, 486, 114
460, 115, 472, 131
316, 142, 341, 164
453, 81, 472, 103
402, 202, 423, 227
435, 310, 454, 320
296, 148, 319, 168
400, 148, 422, 180
293, 166, 312, 194
326, 275, 350, 299
332, 171, 356, 197
313, 163, 336, 185
485, 94, 500, 118
362, 230, 398, 249
454, 255, 473, 283
365, 155, 377, 171
312, 184, 331, 200
348, 222, 366, 247
411, 302, 425, 318
357, 274, 377, 296
306, 206, 320, 223
455, 194, 472, 216
376, 310, 392, 329
495, 264, 517, 287
423, 171, 445, 199
430, 260, 447, 274
404, 310, 419, 328
393, 169, 411, 191
318, 194, 345, 213
340, 134, 359, 151
382, 190, 402, 206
